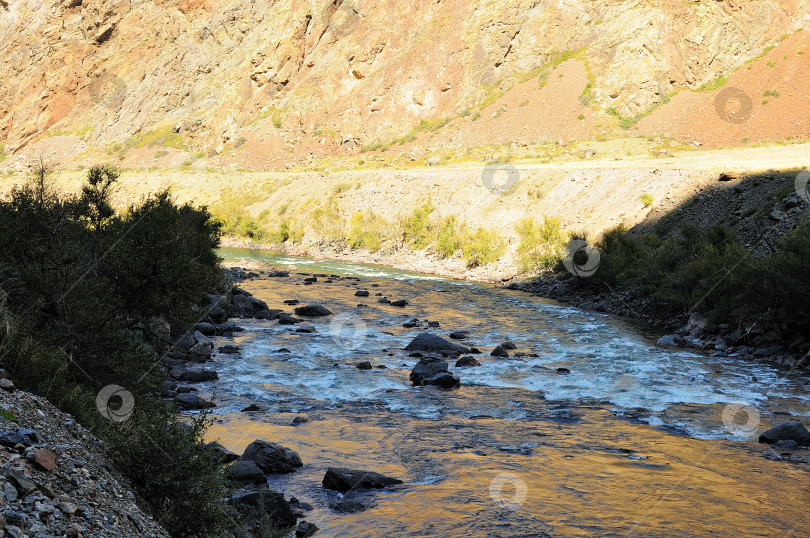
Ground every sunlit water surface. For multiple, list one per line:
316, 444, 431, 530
200, 248, 810, 537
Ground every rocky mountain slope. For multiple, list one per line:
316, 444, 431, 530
0, 375, 169, 537
1, 0, 809, 170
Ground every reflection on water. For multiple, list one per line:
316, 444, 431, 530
202, 248, 810, 536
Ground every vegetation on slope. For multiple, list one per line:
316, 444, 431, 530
0, 164, 238, 536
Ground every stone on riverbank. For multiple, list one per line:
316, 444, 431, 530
175, 393, 215, 410
229, 489, 297, 528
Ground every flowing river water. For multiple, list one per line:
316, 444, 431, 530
202, 247, 810, 537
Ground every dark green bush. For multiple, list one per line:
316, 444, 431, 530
0, 165, 231, 536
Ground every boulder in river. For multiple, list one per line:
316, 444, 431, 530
501, 341, 517, 350
296, 324, 317, 333
322, 468, 403, 491
449, 331, 469, 340
758, 422, 810, 446
229, 489, 297, 528
409, 357, 448, 385
657, 334, 686, 348
241, 440, 303, 473
356, 361, 373, 370
490, 345, 509, 358
425, 372, 461, 389
355, 290, 370, 297
455, 357, 481, 367
389, 299, 408, 307
278, 314, 302, 325
404, 333, 470, 354
294, 304, 333, 317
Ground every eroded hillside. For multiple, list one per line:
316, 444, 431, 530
1, 0, 809, 170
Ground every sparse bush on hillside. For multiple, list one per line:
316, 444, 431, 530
640, 192, 654, 207
463, 227, 507, 268
515, 216, 569, 273
402, 204, 435, 248
347, 211, 387, 251
309, 197, 345, 243
434, 215, 468, 258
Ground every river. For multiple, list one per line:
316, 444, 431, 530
200, 247, 810, 537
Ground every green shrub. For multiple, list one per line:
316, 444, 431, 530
515, 216, 569, 273
434, 215, 467, 258
462, 228, 506, 267
309, 197, 345, 243
640, 192, 654, 207
347, 211, 385, 251
402, 204, 435, 248
0, 165, 231, 536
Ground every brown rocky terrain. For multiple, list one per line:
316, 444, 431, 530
1, 0, 808, 172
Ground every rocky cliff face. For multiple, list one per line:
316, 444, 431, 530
1, 0, 808, 165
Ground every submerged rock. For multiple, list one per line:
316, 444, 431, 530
322, 468, 403, 491
241, 440, 303, 473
